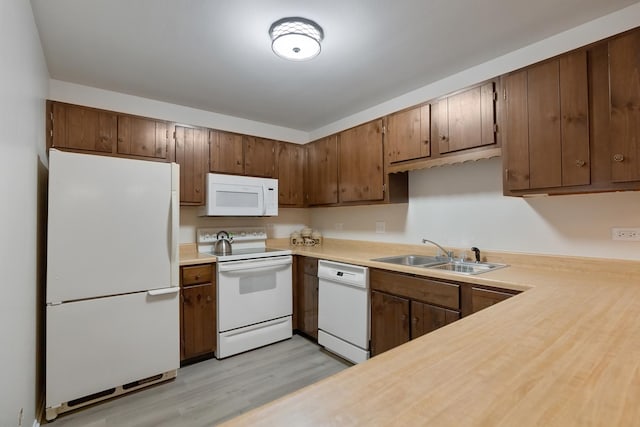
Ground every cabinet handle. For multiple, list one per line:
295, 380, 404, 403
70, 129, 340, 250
412, 317, 419, 324
206, 296, 212, 302
194, 275, 200, 280
613, 153, 625, 162
575, 160, 586, 167
440, 135, 447, 141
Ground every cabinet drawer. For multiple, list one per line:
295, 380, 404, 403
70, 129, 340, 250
302, 257, 318, 276
471, 287, 516, 313
370, 269, 460, 310
181, 264, 213, 286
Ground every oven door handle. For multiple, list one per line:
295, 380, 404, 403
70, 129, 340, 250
217, 256, 292, 273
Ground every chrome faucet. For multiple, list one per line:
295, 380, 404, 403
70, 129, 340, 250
421, 239, 454, 261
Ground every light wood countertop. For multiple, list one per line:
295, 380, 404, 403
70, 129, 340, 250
179, 243, 216, 266
217, 238, 640, 426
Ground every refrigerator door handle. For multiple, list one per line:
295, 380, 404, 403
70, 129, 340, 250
170, 163, 179, 288
148, 286, 180, 296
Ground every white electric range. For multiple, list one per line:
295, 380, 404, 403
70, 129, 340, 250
197, 227, 292, 358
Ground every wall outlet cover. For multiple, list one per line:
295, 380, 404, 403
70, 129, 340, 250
611, 227, 640, 241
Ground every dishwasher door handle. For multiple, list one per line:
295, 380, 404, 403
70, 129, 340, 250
319, 278, 368, 290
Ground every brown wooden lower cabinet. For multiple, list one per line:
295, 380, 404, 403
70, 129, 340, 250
370, 290, 410, 356
296, 257, 318, 340
180, 264, 216, 363
370, 268, 462, 356
470, 287, 517, 313
411, 300, 460, 340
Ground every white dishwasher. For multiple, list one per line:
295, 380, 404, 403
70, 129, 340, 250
317, 260, 370, 363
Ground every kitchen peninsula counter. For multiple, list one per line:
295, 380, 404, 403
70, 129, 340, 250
219, 238, 640, 426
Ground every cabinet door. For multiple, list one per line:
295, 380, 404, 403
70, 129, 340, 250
244, 136, 276, 177
298, 273, 319, 339
411, 301, 460, 340
471, 287, 515, 313
559, 52, 590, 186
209, 130, 244, 175
386, 105, 430, 163
505, 52, 589, 191
528, 59, 563, 189
277, 142, 305, 206
175, 126, 208, 205
431, 97, 449, 152
338, 120, 384, 203
305, 135, 338, 205
117, 115, 168, 160
370, 290, 410, 356
181, 283, 216, 360
609, 31, 640, 183
439, 83, 496, 154
504, 70, 531, 190
51, 102, 116, 153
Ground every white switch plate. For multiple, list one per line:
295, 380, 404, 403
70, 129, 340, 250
335, 223, 344, 231
375, 221, 386, 234
611, 227, 640, 241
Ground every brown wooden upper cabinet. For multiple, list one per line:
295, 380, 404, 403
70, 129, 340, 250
244, 136, 276, 178
209, 130, 276, 178
432, 82, 497, 155
175, 125, 208, 205
277, 142, 305, 206
209, 130, 244, 175
305, 135, 339, 205
386, 104, 431, 163
503, 51, 590, 192
338, 119, 385, 203
49, 101, 170, 161
117, 115, 169, 160
50, 102, 117, 153
609, 30, 640, 183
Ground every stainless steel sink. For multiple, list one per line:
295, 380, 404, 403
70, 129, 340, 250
426, 261, 507, 275
371, 254, 449, 267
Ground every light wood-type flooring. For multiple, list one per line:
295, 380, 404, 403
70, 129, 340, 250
48, 335, 349, 426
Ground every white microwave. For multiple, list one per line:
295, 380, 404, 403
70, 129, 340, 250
200, 173, 278, 216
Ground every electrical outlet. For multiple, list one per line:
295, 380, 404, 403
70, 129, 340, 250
335, 223, 343, 231
375, 221, 386, 234
611, 227, 640, 241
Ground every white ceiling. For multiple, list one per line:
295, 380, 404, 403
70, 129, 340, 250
30, 0, 639, 132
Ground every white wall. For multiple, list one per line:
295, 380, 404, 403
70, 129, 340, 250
179, 207, 310, 244
311, 158, 640, 260
0, 1, 49, 425
48, 80, 308, 144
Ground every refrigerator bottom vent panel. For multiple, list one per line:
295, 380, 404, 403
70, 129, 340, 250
45, 370, 176, 421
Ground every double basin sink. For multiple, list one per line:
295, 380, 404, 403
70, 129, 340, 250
371, 254, 507, 275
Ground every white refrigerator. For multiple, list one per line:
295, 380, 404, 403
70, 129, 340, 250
45, 149, 180, 420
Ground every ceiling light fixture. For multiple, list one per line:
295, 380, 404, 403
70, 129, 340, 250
269, 17, 324, 61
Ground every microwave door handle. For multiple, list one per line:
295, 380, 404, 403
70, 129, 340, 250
262, 185, 267, 215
